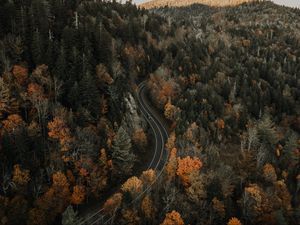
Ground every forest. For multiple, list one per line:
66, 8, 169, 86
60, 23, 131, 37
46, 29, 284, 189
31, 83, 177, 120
0, 0, 299, 225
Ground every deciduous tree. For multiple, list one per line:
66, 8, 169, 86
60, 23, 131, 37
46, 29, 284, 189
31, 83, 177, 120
160, 210, 185, 225
48, 117, 73, 152
103, 193, 123, 215
263, 163, 277, 183
12, 164, 30, 186
121, 176, 143, 197
71, 185, 85, 205
177, 156, 202, 187
227, 217, 242, 225
132, 128, 147, 149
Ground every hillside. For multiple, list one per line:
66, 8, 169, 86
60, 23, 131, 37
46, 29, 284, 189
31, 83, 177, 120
140, 0, 257, 9
0, 0, 299, 225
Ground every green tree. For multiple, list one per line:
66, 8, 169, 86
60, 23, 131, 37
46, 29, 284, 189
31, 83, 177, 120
62, 205, 78, 225
79, 72, 100, 117
112, 126, 135, 176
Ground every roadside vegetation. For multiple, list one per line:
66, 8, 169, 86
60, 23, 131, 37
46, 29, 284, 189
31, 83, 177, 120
0, 0, 299, 225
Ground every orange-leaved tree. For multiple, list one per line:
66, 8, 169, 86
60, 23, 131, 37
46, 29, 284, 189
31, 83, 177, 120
48, 117, 73, 152
263, 163, 277, 183
164, 100, 180, 121
71, 185, 86, 205
165, 132, 176, 152
103, 192, 123, 215
165, 148, 178, 182
140, 169, 156, 186
12, 164, 30, 186
12, 65, 28, 85
160, 210, 185, 225
132, 128, 148, 149
141, 195, 155, 219
227, 217, 242, 225
176, 156, 202, 187
121, 176, 143, 197
2, 114, 24, 132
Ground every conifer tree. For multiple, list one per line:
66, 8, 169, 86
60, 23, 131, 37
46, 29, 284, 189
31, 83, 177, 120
112, 126, 135, 176
79, 72, 100, 117
62, 205, 78, 225
31, 29, 43, 66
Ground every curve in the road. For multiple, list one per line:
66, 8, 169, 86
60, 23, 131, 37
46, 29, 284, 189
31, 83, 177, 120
79, 81, 169, 225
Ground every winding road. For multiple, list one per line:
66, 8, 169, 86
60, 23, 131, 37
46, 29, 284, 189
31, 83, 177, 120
78, 81, 169, 225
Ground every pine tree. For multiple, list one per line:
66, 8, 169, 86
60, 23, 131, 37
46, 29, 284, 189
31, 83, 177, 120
112, 126, 135, 176
62, 205, 78, 225
79, 72, 100, 117
31, 29, 43, 66
54, 44, 67, 80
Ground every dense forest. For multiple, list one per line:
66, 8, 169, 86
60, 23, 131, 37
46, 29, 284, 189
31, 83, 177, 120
0, 0, 299, 225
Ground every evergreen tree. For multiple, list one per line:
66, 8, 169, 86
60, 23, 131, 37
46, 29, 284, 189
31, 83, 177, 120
31, 29, 43, 66
112, 126, 135, 176
54, 44, 67, 80
62, 206, 78, 225
79, 72, 100, 117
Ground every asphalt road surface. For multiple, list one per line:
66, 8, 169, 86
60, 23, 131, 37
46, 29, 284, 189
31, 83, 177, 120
78, 81, 169, 225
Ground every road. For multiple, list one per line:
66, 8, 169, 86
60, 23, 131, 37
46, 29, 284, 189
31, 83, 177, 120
78, 81, 169, 225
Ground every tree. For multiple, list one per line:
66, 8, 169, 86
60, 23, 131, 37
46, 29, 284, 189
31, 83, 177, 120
160, 210, 185, 225
132, 128, 147, 149
112, 126, 135, 176
184, 122, 199, 143
141, 195, 155, 219
62, 205, 78, 225
121, 176, 143, 198
165, 148, 178, 182
79, 72, 100, 116
165, 132, 176, 152
263, 163, 277, 183
103, 193, 123, 215
12, 65, 28, 85
140, 169, 156, 186
48, 117, 73, 152
176, 156, 202, 187
31, 29, 43, 66
212, 197, 225, 218
2, 114, 24, 132
164, 100, 180, 121
186, 171, 206, 205
96, 64, 114, 85
227, 217, 242, 225
71, 185, 85, 205
121, 209, 141, 225
0, 77, 19, 119
12, 164, 30, 186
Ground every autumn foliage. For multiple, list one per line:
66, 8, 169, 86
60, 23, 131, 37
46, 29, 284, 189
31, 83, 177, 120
27, 83, 45, 100
2, 114, 24, 132
132, 128, 148, 149
121, 176, 143, 196
160, 210, 185, 225
12, 65, 28, 85
164, 100, 180, 121
263, 163, 277, 183
176, 156, 203, 187
140, 169, 156, 185
166, 148, 178, 182
103, 193, 123, 214
227, 217, 243, 225
12, 164, 30, 186
48, 117, 73, 152
141, 195, 155, 219
71, 185, 86, 205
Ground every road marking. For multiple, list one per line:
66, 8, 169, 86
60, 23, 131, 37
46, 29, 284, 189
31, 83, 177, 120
81, 81, 169, 225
